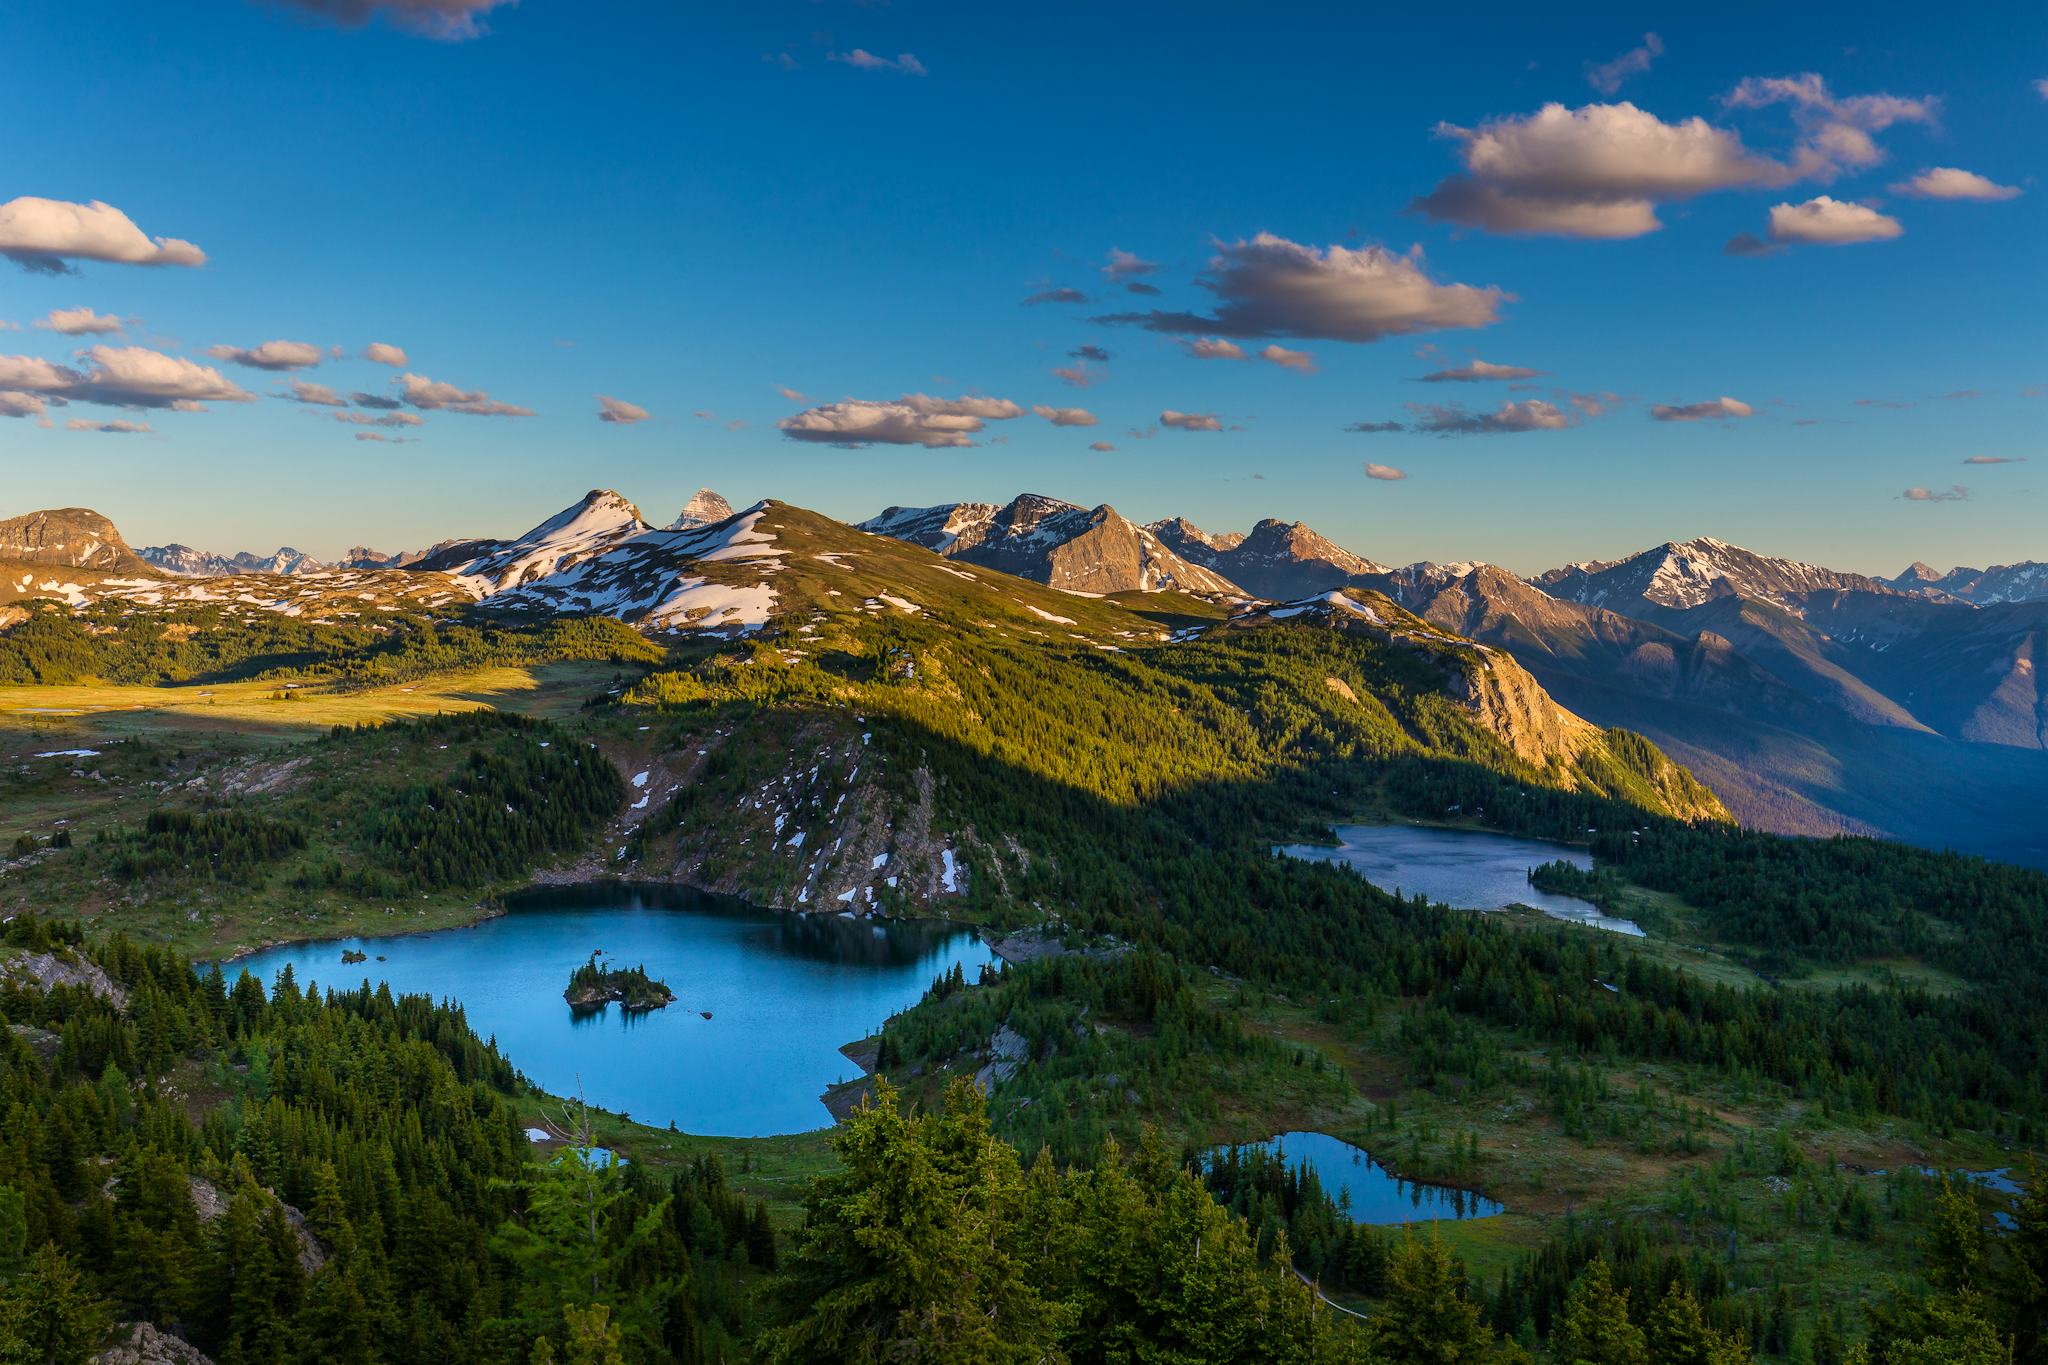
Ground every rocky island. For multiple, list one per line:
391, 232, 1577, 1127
564, 954, 676, 1012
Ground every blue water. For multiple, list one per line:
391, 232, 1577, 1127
1279, 824, 1644, 936
1211, 1131, 1503, 1224
227, 884, 996, 1136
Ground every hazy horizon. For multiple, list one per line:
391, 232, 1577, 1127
5, 0, 2042, 579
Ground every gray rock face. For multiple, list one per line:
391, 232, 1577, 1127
0, 949, 130, 1009
671, 488, 736, 530
1151, 516, 1387, 599
98, 1322, 216, 1365
973, 1023, 1030, 1092
862, 494, 1241, 595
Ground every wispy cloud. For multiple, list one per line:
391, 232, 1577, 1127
397, 372, 533, 417
264, 0, 516, 42
282, 379, 348, 407
1260, 344, 1316, 372
1088, 441, 1115, 452
66, 417, 150, 434
1102, 248, 1157, 282
1022, 287, 1087, 306
1651, 396, 1753, 421
1421, 358, 1546, 383
1962, 455, 2025, 465
597, 395, 651, 424
1586, 32, 1663, 96
829, 49, 927, 75
206, 339, 325, 371
1345, 420, 1408, 433
1412, 398, 1574, 435
362, 341, 408, 367
1364, 462, 1408, 481
1031, 403, 1097, 427
1902, 485, 1970, 502
1184, 337, 1246, 360
1159, 410, 1223, 431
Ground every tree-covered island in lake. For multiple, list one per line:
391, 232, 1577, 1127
563, 953, 676, 1011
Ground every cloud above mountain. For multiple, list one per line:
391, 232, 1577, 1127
1651, 396, 1753, 421
1412, 398, 1574, 434
0, 197, 207, 273
597, 395, 651, 424
780, 394, 1023, 448
397, 371, 534, 416
1413, 101, 1797, 238
206, 339, 325, 371
0, 345, 254, 410
1421, 358, 1547, 382
1101, 234, 1504, 343
35, 307, 124, 336
1891, 167, 2021, 201
1726, 196, 1902, 254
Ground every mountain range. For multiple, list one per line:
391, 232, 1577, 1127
3, 486, 2043, 864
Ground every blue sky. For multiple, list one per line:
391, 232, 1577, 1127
2, 0, 2043, 575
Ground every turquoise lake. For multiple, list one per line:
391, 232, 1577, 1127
1210, 1131, 1503, 1224
227, 884, 997, 1136
1278, 824, 1644, 935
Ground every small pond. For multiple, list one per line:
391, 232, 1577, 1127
226, 883, 996, 1136
1207, 1131, 1502, 1224
1278, 824, 1644, 935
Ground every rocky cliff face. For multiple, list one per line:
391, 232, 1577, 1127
0, 507, 152, 574
861, 494, 1240, 595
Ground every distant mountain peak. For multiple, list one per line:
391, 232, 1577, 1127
861, 493, 1237, 595
671, 488, 735, 530
1539, 537, 1897, 612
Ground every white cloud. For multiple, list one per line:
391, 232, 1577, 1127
362, 341, 409, 367
283, 379, 348, 406
829, 50, 927, 75
0, 197, 206, 273
1902, 485, 1970, 503
35, 306, 124, 335
1650, 396, 1753, 421
206, 339, 325, 371
1184, 337, 1247, 360
1102, 248, 1157, 281
1421, 358, 1547, 382
0, 391, 48, 418
396, 371, 533, 416
1031, 404, 1098, 427
1051, 362, 1100, 388
266, 0, 515, 41
1365, 462, 1408, 481
0, 345, 254, 410
597, 394, 651, 424
2036, 78, 2048, 101
1260, 344, 1316, 372
1414, 101, 1795, 239
1102, 234, 1504, 343
1412, 398, 1574, 434
1891, 167, 2021, 201
779, 393, 1023, 448
1723, 74, 1936, 177
66, 417, 151, 433
1586, 33, 1663, 96
1728, 196, 1902, 253
1160, 410, 1223, 431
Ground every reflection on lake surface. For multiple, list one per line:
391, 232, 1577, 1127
1209, 1131, 1503, 1224
227, 883, 996, 1136
1278, 824, 1645, 936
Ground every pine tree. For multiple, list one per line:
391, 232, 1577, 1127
1552, 1259, 1648, 1365
1369, 1231, 1500, 1365
0, 1244, 110, 1365
1646, 1282, 1751, 1365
